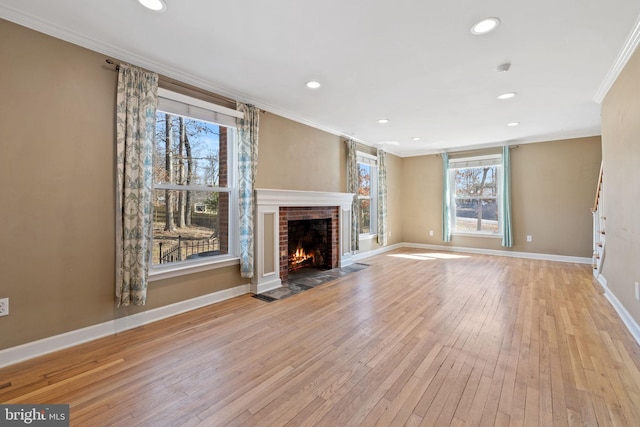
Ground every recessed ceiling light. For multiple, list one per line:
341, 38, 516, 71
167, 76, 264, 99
507, 122, 520, 127
138, 0, 167, 12
306, 81, 321, 89
412, 137, 421, 141
497, 92, 517, 100
470, 17, 500, 35
378, 119, 389, 124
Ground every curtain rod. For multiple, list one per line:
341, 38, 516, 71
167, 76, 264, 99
104, 58, 236, 107
105, 58, 119, 71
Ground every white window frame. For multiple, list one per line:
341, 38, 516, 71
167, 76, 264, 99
357, 151, 378, 238
149, 90, 241, 281
449, 154, 503, 238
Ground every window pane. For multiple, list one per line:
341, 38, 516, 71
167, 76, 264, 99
454, 166, 497, 198
152, 190, 229, 265
359, 198, 371, 234
154, 112, 229, 187
358, 163, 371, 198
454, 198, 499, 233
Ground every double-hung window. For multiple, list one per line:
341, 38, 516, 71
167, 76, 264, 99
357, 152, 378, 236
448, 154, 502, 236
151, 89, 241, 277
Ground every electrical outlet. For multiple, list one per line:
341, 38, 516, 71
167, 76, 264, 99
429, 230, 434, 236
635, 282, 639, 301
0, 298, 8, 317
526, 235, 532, 242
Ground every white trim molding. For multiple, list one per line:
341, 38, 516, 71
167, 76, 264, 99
350, 242, 592, 264
400, 243, 592, 264
594, 14, 640, 103
0, 284, 249, 368
3, 243, 637, 369
596, 274, 640, 346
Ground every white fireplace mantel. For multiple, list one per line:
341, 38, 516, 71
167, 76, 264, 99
252, 188, 355, 294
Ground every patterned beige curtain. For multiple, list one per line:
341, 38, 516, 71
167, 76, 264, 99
237, 103, 259, 278
377, 149, 388, 246
115, 64, 158, 306
346, 139, 359, 251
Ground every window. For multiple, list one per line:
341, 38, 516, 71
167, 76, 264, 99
449, 154, 502, 235
151, 89, 240, 274
357, 152, 377, 235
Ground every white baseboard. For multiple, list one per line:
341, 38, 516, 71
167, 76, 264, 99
253, 279, 282, 294
352, 242, 592, 265
0, 244, 620, 369
352, 243, 404, 262
597, 274, 640, 346
0, 284, 250, 368
401, 242, 592, 264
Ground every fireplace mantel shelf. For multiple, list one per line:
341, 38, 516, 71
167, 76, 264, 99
255, 188, 355, 208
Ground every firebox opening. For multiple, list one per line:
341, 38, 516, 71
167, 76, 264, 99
288, 218, 330, 272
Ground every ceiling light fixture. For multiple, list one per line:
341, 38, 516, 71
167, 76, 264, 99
138, 0, 167, 12
470, 17, 500, 35
305, 81, 321, 89
378, 119, 389, 124
497, 92, 517, 100
507, 122, 520, 127
412, 137, 421, 141
497, 63, 511, 73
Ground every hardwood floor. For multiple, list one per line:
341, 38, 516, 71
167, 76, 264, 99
2, 248, 640, 426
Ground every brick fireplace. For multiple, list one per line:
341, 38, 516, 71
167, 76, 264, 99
279, 206, 339, 282
252, 189, 354, 294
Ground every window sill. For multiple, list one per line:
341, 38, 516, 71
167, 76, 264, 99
451, 232, 502, 239
149, 255, 240, 282
359, 233, 378, 241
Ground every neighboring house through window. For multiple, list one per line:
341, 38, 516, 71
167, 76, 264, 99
151, 89, 241, 277
357, 151, 377, 236
448, 153, 503, 236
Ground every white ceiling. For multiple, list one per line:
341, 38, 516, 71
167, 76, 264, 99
2, 0, 639, 157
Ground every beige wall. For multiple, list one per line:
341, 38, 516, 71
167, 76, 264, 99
0, 19, 403, 350
256, 112, 346, 192
400, 137, 601, 257
0, 20, 250, 350
0, 17, 612, 351
601, 46, 640, 326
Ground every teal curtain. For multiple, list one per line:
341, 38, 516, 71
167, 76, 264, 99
377, 148, 388, 246
237, 103, 259, 278
442, 153, 451, 242
115, 64, 158, 306
501, 146, 513, 247
346, 140, 359, 251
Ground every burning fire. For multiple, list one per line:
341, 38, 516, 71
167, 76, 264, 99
291, 247, 313, 266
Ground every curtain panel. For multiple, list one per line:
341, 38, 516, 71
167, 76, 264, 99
115, 64, 158, 306
442, 153, 451, 242
501, 146, 513, 247
346, 140, 359, 251
377, 148, 388, 246
237, 103, 259, 278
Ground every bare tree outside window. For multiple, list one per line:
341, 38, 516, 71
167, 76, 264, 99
358, 162, 372, 234
452, 166, 499, 233
152, 111, 231, 265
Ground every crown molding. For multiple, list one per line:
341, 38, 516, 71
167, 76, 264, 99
0, 5, 374, 148
594, 14, 640, 104
0, 5, 613, 158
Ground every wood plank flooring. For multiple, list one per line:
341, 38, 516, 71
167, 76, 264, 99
2, 248, 640, 426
